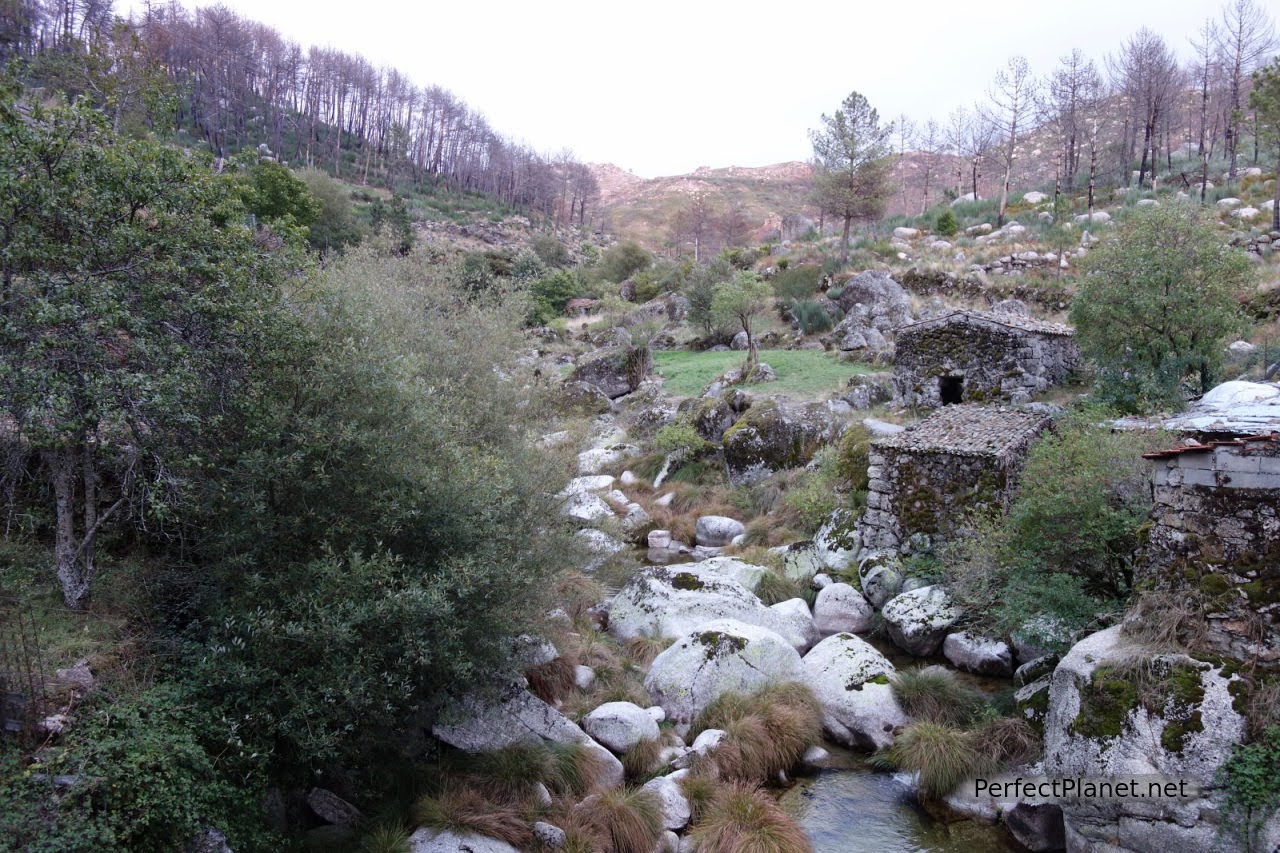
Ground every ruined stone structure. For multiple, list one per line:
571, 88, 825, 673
892, 309, 1079, 408
1141, 433, 1280, 666
857, 405, 1053, 553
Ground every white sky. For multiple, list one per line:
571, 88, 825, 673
123, 0, 1250, 177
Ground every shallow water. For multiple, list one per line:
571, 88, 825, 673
780, 759, 1020, 853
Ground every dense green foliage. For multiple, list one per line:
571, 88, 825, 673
0, 89, 573, 848
1070, 204, 1252, 412
599, 240, 652, 283
1221, 725, 1280, 847
944, 409, 1170, 642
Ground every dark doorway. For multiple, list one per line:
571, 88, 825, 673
940, 375, 963, 405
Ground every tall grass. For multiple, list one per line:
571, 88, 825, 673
688, 784, 813, 853
689, 684, 822, 784
568, 787, 664, 853
891, 667, 988, 727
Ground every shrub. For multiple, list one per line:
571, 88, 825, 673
529, 268, 585, 324
688, 784, 813, 853
654, 422, 712, 457
300, 167, 364, 253
891, 667, 988, 727
771, 265, 824, 301
0, 684, 275, 852
1071, 204, 1253, 411
791, 300, 835, 334
935, 208, 958, 237
600, 241, 653, 283
531, 233, 572, 268
834, 422, 873, 491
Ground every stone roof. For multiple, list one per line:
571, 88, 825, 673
873, 404, 1054, 458
897, 309, 1074, 338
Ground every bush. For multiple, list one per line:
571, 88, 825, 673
771, 265, 824, 302
301, 167, 365, 253
688, 784, 813, 853
1221, 726, 1280, 846
531, 233, 572, 268
791, 300, 835, 334
1071, 204, 1253, 412
529, 268, 586, 324
935, 208, 958, 237
0, 684, 275, 852
943, 408, 1171, 638
600, 241, 652, 283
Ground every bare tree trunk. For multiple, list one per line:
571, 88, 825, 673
840, 215, 852, 265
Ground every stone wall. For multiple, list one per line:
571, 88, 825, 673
857, 406, 1052, 554
893, 312, 1080, 409
1141, 435, 1280, 667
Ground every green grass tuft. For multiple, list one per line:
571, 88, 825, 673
652, 349, 872, 398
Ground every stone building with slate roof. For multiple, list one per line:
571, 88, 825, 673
857, 405, 1054, 553
1140, 433, 1280, 666
893, 309, 1080, 408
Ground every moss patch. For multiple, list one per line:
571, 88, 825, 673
671, 572, 705, 591
696, 630, 748, 661
1071, 660, 1208, 752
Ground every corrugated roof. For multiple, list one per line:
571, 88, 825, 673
1142, 432, 1280, 459
874, 404, 1054, 458
897, 309, 1074, 337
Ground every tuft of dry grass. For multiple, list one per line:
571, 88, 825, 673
620, 736, 664, 782
891, 667, 988, 728
626, 634, 672, 667
1120, 590, 1210, 653
569, 786, 665, 853
974, 716, 1041, 766
680, 773, 719, 824
527, 654, 578, 705
555, 572, 607, 622
884, 721, 994, 799
412, 784, 532, 848
688, 783, 813, 853
689, 683, 822, 784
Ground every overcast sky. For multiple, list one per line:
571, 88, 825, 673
123, 0, 1246, 177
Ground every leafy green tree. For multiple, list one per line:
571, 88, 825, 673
368, 193, 415, 255
198, 247, 572, 776
0, 90, 295, 609
238, 160, 321, 236
810, 92, 893, 264
1250, 57, 1280, 232
300, 167, 365, 254
711, 271, 773, 371
1070, 205, 1252, 412
935, 208, 958, 237
599, 240, 652, 283
529, 268, 585, 325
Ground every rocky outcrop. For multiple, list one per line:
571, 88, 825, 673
607, 563, 809, 650
825, 271, 913, 354
1042, 626, 1248, 852
721, 400, 848, 485
408, 829, 521, 852
695, 516, 746, 547
567, 348, 633, 399
881, 586, 961, 657
433, 685, 624, 789
801, 633, 907, 750
644, 619, 803, 732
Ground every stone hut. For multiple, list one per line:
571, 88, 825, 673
857, 405, 1053, 553
1140, 433, 1280, 666
892, 309, 1079, 408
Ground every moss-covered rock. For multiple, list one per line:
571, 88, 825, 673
722, 399, 848, 485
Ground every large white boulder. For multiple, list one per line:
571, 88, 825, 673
857, 551, 904, 608
813, 509, 861, 572
802, 633, 907, 750
812, 583, 873, 636
557, 475, 615, 498
772, 540, 823, 583
642, 772, 692, 831
769, 598, 821, 653
582, 701, 661, 754
695, 515, 746, 547
608, 563, 809, 650
696, 556, 769, 592
881, 585, 961, 657
560, 491, 614, 525
1043, 626, 1248, 850
432, 685, 624, 789
893, 226, 921, 240
408, 829, 521, 853
943, 631, 1014, 677
1023, 191, 1048, 204
644, 619, 803, 732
